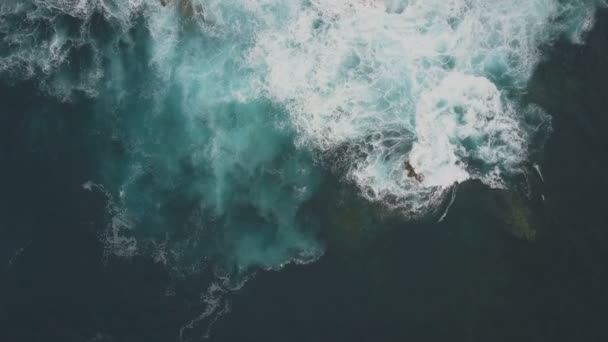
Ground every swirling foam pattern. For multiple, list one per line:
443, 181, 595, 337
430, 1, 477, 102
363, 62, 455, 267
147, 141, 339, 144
0, 0, 603, 271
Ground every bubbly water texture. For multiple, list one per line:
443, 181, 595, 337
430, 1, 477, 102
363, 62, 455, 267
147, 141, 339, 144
0, 0, 603, 271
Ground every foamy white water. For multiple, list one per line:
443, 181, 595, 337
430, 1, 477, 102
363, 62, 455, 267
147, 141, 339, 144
0, 0, 604, 271
247, 0, 602, 214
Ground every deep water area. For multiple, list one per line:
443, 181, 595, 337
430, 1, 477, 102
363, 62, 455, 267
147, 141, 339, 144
2, 1, 608, 342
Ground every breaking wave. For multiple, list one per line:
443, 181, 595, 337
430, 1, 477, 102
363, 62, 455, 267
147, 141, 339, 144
0, 0, 604, 273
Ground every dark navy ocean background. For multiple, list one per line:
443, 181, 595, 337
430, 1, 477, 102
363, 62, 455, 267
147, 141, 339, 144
2, 7, 608, 342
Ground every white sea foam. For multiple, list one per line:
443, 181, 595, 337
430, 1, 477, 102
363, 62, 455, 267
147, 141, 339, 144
247, 0, 601, 215
0, 0, 603, 227
1, 0, 598, 215
0, 1, 603, 335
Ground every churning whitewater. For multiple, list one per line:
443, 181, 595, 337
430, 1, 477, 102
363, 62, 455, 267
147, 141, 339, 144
0, 0, 604, 271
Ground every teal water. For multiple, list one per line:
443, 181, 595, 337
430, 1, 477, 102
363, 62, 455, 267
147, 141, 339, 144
1, 1, 608, 341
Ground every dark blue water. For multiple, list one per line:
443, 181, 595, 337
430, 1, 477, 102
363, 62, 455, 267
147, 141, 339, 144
2, 3, 608, 342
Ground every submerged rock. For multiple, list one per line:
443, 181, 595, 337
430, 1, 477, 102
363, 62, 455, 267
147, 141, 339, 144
454, 180, 538, 241
491, 190, 537, 241
160, 0, 202, 19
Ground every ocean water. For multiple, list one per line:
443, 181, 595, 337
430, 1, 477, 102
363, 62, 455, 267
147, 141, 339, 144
1, 1, 608, 342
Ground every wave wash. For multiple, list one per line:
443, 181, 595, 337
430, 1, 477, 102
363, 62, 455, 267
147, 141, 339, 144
0, 0, 604, 272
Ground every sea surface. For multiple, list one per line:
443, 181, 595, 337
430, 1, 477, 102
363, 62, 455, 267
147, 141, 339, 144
1, 1, 608, 341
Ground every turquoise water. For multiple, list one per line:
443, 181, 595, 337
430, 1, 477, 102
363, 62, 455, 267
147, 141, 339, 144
1, 0, 601, 269
1, 1, 608, 340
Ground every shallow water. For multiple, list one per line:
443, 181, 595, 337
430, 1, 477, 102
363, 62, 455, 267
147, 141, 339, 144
2, 2, 608, 342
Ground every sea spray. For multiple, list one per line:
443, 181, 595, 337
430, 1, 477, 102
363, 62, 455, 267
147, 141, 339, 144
0, 0, 604, 284
249, 0, 605, 215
